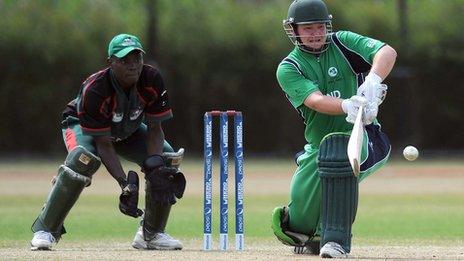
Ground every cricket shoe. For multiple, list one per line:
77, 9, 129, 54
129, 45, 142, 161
319, 242, 348, 258
293, 240, 320, 255
132, 227, 183, 250
30, 231, 55, 251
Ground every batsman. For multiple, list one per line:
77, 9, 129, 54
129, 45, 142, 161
30, 33, 186, 251
271, 0, 396, 258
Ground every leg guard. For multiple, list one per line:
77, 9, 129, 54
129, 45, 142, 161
65, 145, 101, 176
162, 148, 184, 171
143, 180, 172, 241
164, 149, 187, 200
31, 146, 100, 240
318, 133, 358, 253
142, 148, 185, 240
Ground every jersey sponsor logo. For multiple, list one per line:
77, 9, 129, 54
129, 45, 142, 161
327, 90, 341, 98
130, 106, 143, 120
328, 67, 338, 77
112, 112, 123, 122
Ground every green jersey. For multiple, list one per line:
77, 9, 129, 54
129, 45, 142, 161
276, 31, 385, 146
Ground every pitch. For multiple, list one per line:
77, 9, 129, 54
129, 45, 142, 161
0, 158, 463, 259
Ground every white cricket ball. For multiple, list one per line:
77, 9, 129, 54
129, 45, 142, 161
403, 145, 419, 161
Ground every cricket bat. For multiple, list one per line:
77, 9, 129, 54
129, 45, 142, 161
347, 104, 364, 177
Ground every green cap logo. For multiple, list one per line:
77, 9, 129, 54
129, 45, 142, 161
108, 33, 145, 58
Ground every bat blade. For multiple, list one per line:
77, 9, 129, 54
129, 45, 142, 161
347, 104, 364, 177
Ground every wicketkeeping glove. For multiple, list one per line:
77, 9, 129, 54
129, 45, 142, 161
119, 171, 143, 218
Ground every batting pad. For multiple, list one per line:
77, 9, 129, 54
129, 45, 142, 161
318, 133, 358, 253
65, 145, 101, 177
143, 181, 172, 241
31, 166, 91, 240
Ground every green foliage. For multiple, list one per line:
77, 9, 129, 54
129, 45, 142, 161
0, 0, 462, 153
408, 0, 464, 61
329, 1, 397, 38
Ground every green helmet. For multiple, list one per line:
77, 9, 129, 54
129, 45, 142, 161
286, 0, 332, 24
283, 0, 333, 54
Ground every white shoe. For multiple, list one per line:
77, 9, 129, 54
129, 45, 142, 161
147, 232, 183, 250
30, 231, 55, 251
132, 227, 148, 249
132, 227, 183, 250
319, 242, 348, 258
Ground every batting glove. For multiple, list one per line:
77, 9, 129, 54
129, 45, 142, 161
357, 72, 388, 105
363, 102, 378, 125
341, 95, 367, 124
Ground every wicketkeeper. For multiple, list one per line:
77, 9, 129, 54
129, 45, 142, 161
30, 33, 186, 251
271, 0, 396, 258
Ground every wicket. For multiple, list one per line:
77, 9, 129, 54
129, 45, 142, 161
203, 110, 244, 251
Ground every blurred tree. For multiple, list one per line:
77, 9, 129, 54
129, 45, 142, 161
0, 0, 462, 156
146, 0, 159, 62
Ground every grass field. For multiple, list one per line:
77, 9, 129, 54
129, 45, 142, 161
0, 157, 463, 259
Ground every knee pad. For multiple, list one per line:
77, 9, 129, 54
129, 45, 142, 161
31, 165, 91, 239
162, 148, 184, 171
318, 133, 358, 253
65, 145, 101, 177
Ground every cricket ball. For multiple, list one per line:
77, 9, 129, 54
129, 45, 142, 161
403, 145, 419, 161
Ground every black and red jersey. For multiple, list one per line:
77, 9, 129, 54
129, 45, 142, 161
62, 64, 172, 140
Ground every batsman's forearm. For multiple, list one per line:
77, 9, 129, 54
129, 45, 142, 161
95, 137, 126, 187
304, 91, 345, 115
371, 45, 397, 80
